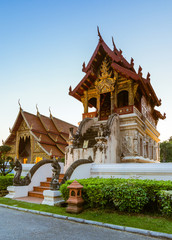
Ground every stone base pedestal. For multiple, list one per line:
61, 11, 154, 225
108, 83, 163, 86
66, 203, 83, 214
5, 185, 28, 199
42, 190, 64, 206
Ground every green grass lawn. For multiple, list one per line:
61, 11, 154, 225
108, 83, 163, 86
0, 197, 172, 234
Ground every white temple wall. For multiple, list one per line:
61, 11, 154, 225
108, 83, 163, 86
65, 112, 161, 170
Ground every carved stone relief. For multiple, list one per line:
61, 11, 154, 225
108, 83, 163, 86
122, 134, 133, 156
133, 131, 138, 155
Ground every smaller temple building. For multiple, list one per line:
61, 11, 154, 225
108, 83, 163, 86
65, 29, 166, 170
4, 107, 77, 164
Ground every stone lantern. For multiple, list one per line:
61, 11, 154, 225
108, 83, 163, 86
66, 180, 84, 213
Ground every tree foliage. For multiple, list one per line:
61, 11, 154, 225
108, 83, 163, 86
160, 137, 172, 162
0, 145, 15, 176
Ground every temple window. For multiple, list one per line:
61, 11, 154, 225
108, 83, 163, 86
117, 91, 129, 108
19, 136, 31, 163
23, 158, 27, 164
35, 157, 42, 163
100, 92, 111, 120
88, 97, 97, 112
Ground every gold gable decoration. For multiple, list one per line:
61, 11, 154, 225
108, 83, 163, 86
18, 120, 29, 131
95, 57, 118, 94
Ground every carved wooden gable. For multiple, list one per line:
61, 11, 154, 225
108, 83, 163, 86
18, 120, 30, 140
95, 57, 118, 94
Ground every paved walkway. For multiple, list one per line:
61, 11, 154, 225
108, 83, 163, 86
15, 196, 43, 204
0, 207, 162, 240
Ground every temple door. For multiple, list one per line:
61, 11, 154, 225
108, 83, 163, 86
100, 92, 111, 120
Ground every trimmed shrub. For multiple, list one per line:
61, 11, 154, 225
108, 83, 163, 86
111, 183, 149, 213
60, 178, 172, 213
0, 175, 13, 190
157, 190, 172, 216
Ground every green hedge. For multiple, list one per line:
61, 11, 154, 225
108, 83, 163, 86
60, 178, 172, 214
0, 176, 13, 190
157, 190, 172, 216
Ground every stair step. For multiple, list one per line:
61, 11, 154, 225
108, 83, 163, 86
47, 174, 64, 183
40, 181, 50, 187
28, 173, 65, 198
28, 191, 44, 199
33, 186, 49, 192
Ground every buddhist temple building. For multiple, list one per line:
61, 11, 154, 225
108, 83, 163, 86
5, 107, 77, 164
65, 29, 166, 169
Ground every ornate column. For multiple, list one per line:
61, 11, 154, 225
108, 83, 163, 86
97, 94, 100, 119
16, 132, 19, 159
30, 135, 34, 163
143, 136, 146, 158
129, 81, 134, 105
84, 91, 88, 113
114, 86, 118, 108
111, 91, 114, 114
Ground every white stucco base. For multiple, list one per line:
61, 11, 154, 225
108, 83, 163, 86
5, 185, 29, 198
70, 163, 172, 181
42, 190, 63, 206
6, 163, 53, 199
21, 164, 35, 176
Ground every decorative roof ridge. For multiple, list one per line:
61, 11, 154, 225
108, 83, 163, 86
83, 30, 121, 73
112, 37, 134, 70
10, 108, 23, 134
31, 129, 49, 135
55, 141, 67, 145
52, 115, 77, 128
39, 141, 56, 146
154, 109, 166, 120
145, 80, 161, 106
56, 144, 65, 154
69, 69, 93, 97
111, 62, 140, 80
37, 142, 51, 156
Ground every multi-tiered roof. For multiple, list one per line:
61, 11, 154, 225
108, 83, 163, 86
69, 28, 165, 121
5, 107, 77, 157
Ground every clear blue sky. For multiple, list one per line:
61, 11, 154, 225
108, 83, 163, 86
0, 0, 172, 143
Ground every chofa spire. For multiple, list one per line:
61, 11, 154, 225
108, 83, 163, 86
97, 26, 103, 42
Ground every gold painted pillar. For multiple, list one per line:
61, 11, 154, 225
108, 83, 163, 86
111, 91, 114, 114
97, 94, 100, 119
16, 132, 19, 159
129, 81, 134, 105
114, 85, 118, 108
30, 134, 34, 163
84, 91, 88, 113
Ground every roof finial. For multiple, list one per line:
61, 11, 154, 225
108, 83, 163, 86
146, 72, 150, 82
49, 107, 52, 118
82, 62, 86, 72
69, 86, 72, 93
138, 65, 143, 77
97, 26, 102, 42
130, 57, 134, 67
36, 104, 39, 115
112, 37, 117, 51
18, 99, 22, 110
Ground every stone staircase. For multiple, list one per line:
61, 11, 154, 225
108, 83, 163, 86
78, 121, 108, 148
78, 126, 99, 148
28, 174, 64, 198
